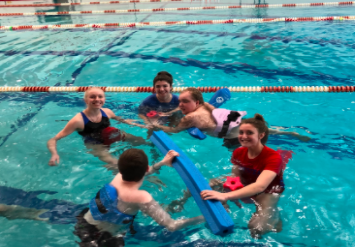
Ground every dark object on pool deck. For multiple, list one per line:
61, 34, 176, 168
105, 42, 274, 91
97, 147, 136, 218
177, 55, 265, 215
150, 131, 234, 235
0, 185, 87, 224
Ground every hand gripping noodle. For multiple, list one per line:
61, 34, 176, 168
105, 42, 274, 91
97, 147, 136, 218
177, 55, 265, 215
223, 177, 250, 205
187, 88, 232, 140
150, 131, 234, 235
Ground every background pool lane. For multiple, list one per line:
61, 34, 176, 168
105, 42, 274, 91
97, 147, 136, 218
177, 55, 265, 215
0, 23, 354, 88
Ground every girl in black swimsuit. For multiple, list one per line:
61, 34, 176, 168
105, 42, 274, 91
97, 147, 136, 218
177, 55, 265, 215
47, 87, 147, 167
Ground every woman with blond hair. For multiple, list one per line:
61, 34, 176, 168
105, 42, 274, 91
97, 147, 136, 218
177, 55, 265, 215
47, 87, 146, 167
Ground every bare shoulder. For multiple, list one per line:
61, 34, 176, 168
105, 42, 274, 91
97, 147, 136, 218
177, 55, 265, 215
179, 114, 196, 128
122, 190, 152, 204
69, 113, 84, 126
204, 102, 215, 111
182, 113, 196, 123
102, 108, 115, 118
135, 190, 153, 204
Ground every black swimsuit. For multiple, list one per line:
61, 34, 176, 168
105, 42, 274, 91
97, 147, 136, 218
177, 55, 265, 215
78, 109, 110, 144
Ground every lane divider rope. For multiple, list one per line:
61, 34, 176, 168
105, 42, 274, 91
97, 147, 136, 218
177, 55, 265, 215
0, 0, 188, 8
0, 16, 354, 30
2, 3, 355, 16
0, 0, 354, 8
0, 86, 354, 93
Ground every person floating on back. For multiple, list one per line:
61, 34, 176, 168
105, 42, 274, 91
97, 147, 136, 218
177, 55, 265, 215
152, 87, 311, 144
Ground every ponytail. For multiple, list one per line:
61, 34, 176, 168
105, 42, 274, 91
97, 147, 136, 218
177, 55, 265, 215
241, 113, 269, 145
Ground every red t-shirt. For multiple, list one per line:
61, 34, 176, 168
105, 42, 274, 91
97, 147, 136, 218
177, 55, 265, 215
231, 146, 285, 193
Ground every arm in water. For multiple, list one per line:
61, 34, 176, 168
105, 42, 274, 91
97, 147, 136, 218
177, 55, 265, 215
0, 204, 49, 221
139, 200, 204, 232
47, 114, 83, 166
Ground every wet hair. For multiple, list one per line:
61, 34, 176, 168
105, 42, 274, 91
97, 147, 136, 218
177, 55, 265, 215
181, 87, 205, 105
153, 71, 173, 87
118, 149, 149, 182
84, 87, 105, 100
240, 113, 269, 145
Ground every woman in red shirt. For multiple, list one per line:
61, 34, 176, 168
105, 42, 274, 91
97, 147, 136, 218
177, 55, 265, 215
201, 113, 285, 238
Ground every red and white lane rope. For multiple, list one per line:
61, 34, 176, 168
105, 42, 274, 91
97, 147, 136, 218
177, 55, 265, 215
0, 0, 354, 8
2, 3, 355, 16
0, 0, 186, 8
0, 86, 354, 93
1, 16, 354, 30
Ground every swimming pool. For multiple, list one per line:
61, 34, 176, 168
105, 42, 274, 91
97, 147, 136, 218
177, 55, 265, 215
0, 0, 355, 246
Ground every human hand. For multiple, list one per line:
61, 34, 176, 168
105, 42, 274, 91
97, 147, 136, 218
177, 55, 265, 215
161, 150, 179, 167
126, 119, 153, 129
48, 154, 60, 166
200, 190, 227, 202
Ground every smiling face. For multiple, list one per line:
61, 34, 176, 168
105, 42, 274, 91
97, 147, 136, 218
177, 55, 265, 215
179, 91, 199, 115
238, 123, 265, 148
84, 88, 105, 109
154, 80, 172, 100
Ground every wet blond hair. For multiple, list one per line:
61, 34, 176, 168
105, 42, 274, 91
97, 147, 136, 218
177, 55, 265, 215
84, 87, 105, 100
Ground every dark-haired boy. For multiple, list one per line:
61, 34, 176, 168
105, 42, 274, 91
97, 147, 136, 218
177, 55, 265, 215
74, 148, 204, 247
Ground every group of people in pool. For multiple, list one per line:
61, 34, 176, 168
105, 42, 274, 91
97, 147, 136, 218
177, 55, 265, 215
1, 71, 311, 245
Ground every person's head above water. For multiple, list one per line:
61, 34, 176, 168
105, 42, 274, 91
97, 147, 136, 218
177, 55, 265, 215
84, 87, 105, 109
239, 113, 269, 146
153, 71, 173, 101
153, 71, 173, 87
118, 148, 149, 182
179, 88, 205, 115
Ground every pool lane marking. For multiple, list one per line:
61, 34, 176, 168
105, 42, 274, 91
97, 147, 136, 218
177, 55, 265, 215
0, 86, 354, 93
0, 0, 198, 8
2, 2, 355, 16
0, 50, 353, 85
1, 0, 354, 8
1, 16, 354, 30
1, 2, 354, 16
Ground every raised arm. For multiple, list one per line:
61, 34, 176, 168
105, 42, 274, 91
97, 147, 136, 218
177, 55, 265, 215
201, 170, 277, 202
145, 150, 179, 176
47, 114, 82, 166
140, 199, 204, 232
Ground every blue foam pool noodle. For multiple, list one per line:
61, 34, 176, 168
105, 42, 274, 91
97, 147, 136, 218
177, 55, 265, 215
208, 88, 231, 108
150, 131, 234, 235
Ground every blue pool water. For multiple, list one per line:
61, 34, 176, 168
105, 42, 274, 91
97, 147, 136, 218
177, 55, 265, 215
0, 0, 355, 246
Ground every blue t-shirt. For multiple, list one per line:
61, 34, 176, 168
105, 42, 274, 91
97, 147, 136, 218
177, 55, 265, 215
138, 94, 179, 115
